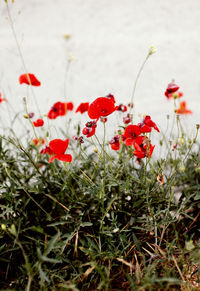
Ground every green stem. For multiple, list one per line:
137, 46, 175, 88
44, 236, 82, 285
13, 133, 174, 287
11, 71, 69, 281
129, 53, 150, 116
5, 1, 41, 116
16, 238, 33, 291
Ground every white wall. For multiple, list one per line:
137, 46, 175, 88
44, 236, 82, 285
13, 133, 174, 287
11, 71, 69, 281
0, 0, 199, 138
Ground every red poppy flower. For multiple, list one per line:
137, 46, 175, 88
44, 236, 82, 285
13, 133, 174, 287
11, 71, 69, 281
48, 109, 58, 119
82, 121, 97, 138
88, 97, 116, 120
138, 123, 151, 133
123, 125, 144, 146
139, 116, 159, 133
32, 138, 45, 146
48, 139, 72, 163
166, 82, 179, 93
133, 142, 155, 159
116, 104, 127, 112
0, 93, 6, 103
75, 102, 90, 114
109, 135, 121, 151
176, 101, 192, 114
111, 143, 120, 150
65, 102, 74, 111
33, 119, 44, 127
33, 138, 39, 146
165, 82, 180, 99
48, 102, 67, 119
123, 114, 131, 124
82, 126, 96, 138
19, 74, 41, 86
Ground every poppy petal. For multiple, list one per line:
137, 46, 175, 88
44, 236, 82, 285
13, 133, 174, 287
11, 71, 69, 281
49, 139, 69, 155
33, 119, 44, 127
88, 97, 116, 119
125, 138, 134, 146
111, 143, 120, 150
48, 154, 72, 163
75, 102, 90, 114
19, 74, 41, 86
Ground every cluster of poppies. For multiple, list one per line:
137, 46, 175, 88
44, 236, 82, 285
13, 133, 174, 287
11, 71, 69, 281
165, 81, 192, 114
81, 95, 159, 159
47, 101, 74, 119
19, 73, 160, 163
19, 74, 88, 126
109, 116, 159, 159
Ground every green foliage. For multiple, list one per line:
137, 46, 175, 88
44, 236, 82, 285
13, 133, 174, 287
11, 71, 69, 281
0, 135, 199, 290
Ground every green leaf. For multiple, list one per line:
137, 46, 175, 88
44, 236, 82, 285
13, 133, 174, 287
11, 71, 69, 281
29, 225, 44, 234
44, 232, 60, 256
39, 255, 62, 264
38, 264, 50, 283
80, 222, 93, 227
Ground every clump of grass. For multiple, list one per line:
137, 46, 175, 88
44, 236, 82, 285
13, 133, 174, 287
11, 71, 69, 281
0, 129, 199, 290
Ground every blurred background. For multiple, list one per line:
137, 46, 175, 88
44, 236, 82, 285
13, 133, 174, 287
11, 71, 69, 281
0, 0, 200, 136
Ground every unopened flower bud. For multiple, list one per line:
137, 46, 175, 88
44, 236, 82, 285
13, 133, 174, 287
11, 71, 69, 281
1, 224, 6, 231
128, 103, 134, 108
100, 117, 107, 123
195, 167, 200, 173
64, 34, 71, 40
173, 92, 179, 99
68, 53, 75, 62
180, 163, 185, 172
94, 148, 98, 153
149, 45, 157, 55
28, 112, 34, 119
23, 114, 29, 119
79, 136, 84, 144
179, 138, 185, 145
123, 114, 131, 124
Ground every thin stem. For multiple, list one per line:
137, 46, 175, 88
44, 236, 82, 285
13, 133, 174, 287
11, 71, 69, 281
5, 1, 41, 116
64, 59, 72, 101
129, 53, 150, 116
16, 238, 33, 291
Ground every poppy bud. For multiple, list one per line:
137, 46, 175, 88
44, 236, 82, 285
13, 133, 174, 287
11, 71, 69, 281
179, 138, 185, 145
180, 163, 185, 172
79, 136, 84, 144
1, 224, 6, 231
149, 45, 156, 55
94, 148, 98, 153
28, 112, 34, 119
100, 117, 107, 123
123, 114, 131, 124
